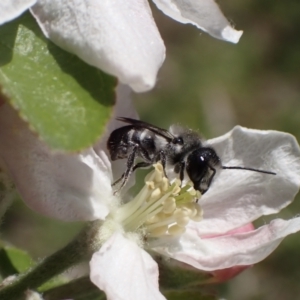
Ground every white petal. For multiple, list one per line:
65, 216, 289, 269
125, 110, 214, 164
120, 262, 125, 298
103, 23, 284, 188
90, 232, 165, 300
152, 0, 242, 43
151, 217, 300, 271
0, 0, 36, 25
30, 0, 165, 92
198, 126, 300, 235
0, 103, 115, 221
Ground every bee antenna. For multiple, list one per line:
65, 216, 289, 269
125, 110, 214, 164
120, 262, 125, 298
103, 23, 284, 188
222, 166, 276, 175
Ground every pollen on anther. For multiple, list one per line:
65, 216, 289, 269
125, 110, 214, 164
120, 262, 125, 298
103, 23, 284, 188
120, 163, 203, 239
191, 206, 203, 221
172, 185, 181, 195
149, 225, 168, 237
146, 181, 155, 190
147, 215, 159, 224
168, 224, 186, 236
163, 197, 176, 214
161, 177, 169, 191
150, 188, 162, 200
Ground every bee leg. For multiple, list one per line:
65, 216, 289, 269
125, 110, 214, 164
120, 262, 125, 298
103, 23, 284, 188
111, 175, 124, 187
133, 162, 152, 171
179, 161, 185, 187
112, 161, 151, 190
112, 145, 138, 192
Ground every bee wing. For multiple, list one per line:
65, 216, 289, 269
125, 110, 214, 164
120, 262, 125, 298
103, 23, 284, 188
116, 117, 174, 141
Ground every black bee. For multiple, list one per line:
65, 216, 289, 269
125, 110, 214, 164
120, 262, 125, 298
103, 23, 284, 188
107, 118, 276, 194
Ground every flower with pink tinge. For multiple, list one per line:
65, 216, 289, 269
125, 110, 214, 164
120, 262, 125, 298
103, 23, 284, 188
1, 87, 300, 299
0, 0, 242, 92
203, 223, 255, 283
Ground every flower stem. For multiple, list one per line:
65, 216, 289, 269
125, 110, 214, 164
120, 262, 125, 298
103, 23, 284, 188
0, 220, 102, 300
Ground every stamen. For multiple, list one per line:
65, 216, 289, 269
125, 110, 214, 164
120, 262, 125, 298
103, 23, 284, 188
146, 214, 177, 230
162, 197, 176, 214
150, 188, 162, 201
112, 162, 203, 240
148, 225, 169, 237
168, 224, 186, 236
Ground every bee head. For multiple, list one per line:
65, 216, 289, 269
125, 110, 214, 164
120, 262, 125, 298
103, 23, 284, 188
186, 148, 221, 194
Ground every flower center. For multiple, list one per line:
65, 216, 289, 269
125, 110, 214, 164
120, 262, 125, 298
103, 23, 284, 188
114, 163, 203, 238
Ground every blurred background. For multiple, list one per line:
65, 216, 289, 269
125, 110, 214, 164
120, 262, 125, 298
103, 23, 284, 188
140, 0, 300, 299
2, 0, 300, 299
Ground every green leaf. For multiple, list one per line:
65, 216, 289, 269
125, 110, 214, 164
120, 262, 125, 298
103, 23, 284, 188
0, 248, 19, 278
158, 257, 212, 289
38, 276, 68, 294
42, 276, 106, 300
0, 12, 116, 151
0, 246, 33, 277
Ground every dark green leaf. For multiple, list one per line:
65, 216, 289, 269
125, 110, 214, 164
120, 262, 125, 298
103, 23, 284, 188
158, 257, 212, 289
0, 248, 19, 278
0, 12, 116, 151
0, 246, 33, 277
163, 290, 217, 300
42, 276, 106, 300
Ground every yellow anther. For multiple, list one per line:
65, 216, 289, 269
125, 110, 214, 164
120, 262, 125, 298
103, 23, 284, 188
150, 188, 162, 201
154, 173, 163, 183
146, 181, 155, 190
184, 202, 196, 211
189, 208, 197, 218
160, 177, 169, 192
188, 189, 197, 196
164, 197, 175, 206
176, 216, 190, 227
191, 205, 203, 221
163, 197, 176, 214
153, 164, 164, 182
156, 212, 167, 221
172, 185, 181, 195
146, 215, 159, 224
119, 163, 203, 239
180, 205, 193, 217
163, 204, 176, 214
154, 163, 164, 173
148, 225, 168, 237
174, 208, 188, 219
168, 224, 186, 236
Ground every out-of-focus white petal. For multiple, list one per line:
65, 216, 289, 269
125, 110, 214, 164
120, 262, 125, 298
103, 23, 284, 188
0, 102, 115, 221
0, 0, 36, 25
197, 126, 300, 235
152, 0, 242, 43
151, 217, 300, 271
30, 0, 165, 92
90, 232, 165, 300
24, 290, 43, 300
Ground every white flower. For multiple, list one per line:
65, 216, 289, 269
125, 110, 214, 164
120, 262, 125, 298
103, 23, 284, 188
0, 0, 243, 92
1, 86, 300, 299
